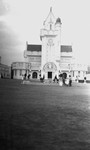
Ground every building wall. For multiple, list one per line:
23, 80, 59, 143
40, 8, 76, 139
24, 50, 87, 80
0, 56, 11, 78
71, 64, 87, 80
11, 62, 31, 79
0, 64, 11, 78
40, 27, 61, 79
23, 9, 87, 81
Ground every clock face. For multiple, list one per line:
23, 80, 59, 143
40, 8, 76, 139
48, 39, 53, 46
48, 39, 53, 44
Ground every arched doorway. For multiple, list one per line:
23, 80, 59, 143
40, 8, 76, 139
32, 72, 37, 79
43, 62, 57, 79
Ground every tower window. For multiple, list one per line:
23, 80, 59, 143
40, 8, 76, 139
50, 24, 52, 30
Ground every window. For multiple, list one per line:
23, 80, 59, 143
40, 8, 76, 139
32, 72, 37, 78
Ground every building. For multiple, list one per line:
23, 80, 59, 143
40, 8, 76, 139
86, 65, 90, 82
24, 8, 87, 80
11, 62, 31, 79
0, 57, 11, 78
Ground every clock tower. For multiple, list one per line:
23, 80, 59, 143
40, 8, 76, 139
40, 7, 62, 79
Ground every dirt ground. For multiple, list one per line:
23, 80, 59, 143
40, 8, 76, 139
0, 79, 90, 150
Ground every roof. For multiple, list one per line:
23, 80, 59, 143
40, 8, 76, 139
55, 17, 62, 24
27, 44, 72, 52
61, 45, 72, 52
0, 63, 10, 68
44, 7, 56, 25
27, 44, 42, 51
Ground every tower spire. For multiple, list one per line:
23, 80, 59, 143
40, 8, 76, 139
43, 7, 55, 30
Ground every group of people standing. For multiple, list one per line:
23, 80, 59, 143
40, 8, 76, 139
59, 74, 72, 86
22, 73, 31, 80
22, 72, 72, 86
53, 74, 72, 87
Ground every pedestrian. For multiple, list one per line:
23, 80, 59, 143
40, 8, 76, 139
22, 74, 24, 80
69, 75, 72, 86
24, 73, 27, 80
84, 77, 86, 84
65, 78, 69, 86
21, 74, 24, 84
59, 76, 63, 86
28, 74, 30, 80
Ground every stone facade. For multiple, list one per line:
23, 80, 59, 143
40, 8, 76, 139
11, 62, 30, 79
24, 8, 87, 81
0, 57, 11, 78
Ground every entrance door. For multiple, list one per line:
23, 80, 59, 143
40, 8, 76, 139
48, 72, 52, 79
32, 72, 37, 78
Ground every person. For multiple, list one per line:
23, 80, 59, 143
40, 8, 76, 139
62, 77, 65, 85
22, 74, 24, 80
69, 75, 72, 86
84, 77, 86, 84
40, 75, 45, 83
1, 73, 3, 78
21, 74, 24, 84
59, 76, 63, 86
76, 76, 78, 82
28, 74, 30, 80
53, 75, 59, 83
65, 78, 69, 86
24, 73, 27, 80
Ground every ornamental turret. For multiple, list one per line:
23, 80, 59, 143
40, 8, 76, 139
40, 7, 56, 40
55, 17, 62, 29
43, 7, 56, 30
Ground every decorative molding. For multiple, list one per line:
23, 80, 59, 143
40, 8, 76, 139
43, 62, 57, 72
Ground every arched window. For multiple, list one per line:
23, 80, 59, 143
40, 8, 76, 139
32, 72, 37, 78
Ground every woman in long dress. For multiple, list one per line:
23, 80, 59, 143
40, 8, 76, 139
65, 78, 69, 86
59, 77, 63, 86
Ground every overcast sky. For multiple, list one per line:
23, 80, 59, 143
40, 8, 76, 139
0, 0, 90, 65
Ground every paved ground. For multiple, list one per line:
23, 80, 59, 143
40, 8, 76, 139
0, 79, 90, 150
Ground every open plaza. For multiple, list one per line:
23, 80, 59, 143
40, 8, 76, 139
0, 79, 90, 149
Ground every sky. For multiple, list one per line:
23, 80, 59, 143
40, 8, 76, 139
0, 0, 90, 66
